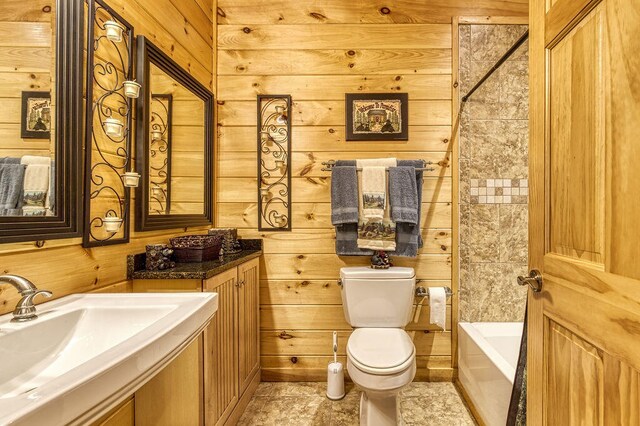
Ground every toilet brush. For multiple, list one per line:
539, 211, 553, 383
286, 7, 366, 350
326, 331, 345, 400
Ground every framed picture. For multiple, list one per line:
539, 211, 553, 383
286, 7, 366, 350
345, 93, 408, 141
21, 91, 52, 139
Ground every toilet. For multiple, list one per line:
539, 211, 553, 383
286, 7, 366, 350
340, 266, 417, 426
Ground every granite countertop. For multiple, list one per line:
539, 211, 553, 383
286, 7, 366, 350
127, 239, 262, 280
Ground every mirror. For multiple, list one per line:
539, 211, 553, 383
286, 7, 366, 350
0, 0, 83, 242
135, 36, 213, 231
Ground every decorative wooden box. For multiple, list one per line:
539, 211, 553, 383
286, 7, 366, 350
169, 235, 223, 263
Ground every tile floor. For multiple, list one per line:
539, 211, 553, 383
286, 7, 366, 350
238, 382, 477, 426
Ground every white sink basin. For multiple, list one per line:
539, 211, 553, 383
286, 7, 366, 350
0, 293, 218, 425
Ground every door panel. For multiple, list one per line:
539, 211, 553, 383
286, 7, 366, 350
237, 258, 260, 395
545, 321, 603, 424
605, 0, 640, 279
548, 4, 605, 264
530, 0, 640, 422
203, 269, 238, 426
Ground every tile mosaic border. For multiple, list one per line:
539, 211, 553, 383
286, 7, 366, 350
470, 178, 528, 204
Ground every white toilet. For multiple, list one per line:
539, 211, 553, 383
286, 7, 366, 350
340, 266, 417, 426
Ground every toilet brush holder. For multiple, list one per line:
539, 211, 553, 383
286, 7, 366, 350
327, 362, 345, 400
326, 331, 345, 400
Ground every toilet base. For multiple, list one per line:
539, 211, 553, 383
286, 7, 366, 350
359, 391, 401, 426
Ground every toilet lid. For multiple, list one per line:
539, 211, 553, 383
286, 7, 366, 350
347, 328, 415, 375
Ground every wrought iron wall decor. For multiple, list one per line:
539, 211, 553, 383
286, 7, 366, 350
257, 95, 292, 231
82, 0, 138, 247
149, 94, 172, 215
0, 0, 84, 243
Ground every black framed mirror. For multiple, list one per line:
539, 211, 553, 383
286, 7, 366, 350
0, 0, 83, 243
135, 36, 213, 231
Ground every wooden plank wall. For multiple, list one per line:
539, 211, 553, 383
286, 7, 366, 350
216, 0, 527, 381
150, 68, 206, 215
0, 2, 54, 159
0, 0, 215, 314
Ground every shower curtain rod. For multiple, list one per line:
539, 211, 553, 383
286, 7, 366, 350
461, 30, 529, 103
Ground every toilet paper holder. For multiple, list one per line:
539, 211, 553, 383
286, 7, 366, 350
415, 285, 453, 298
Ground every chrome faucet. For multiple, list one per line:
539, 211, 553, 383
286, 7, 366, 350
0, 274, 52, 322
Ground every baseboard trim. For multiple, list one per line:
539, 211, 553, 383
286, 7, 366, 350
261, 367, 455, 382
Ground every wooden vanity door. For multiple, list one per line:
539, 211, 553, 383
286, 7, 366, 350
529, 0, 640, 423
203, 269, 238, 426
237, 258, 260, 395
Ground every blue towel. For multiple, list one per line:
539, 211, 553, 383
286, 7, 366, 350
0, 157, 21, 164
389, 166, 419, 224
0, 164, 26, 216
331, 166, 358, 225
393, 160, 424, 257
333, 160, 371, 256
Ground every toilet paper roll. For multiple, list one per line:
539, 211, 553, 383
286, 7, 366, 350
429, 287, 447, 330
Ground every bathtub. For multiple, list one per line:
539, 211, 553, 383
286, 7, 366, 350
458, 322, 524, 426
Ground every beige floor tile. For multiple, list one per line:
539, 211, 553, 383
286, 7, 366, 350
268, 382, 327, 397
237, 396, 269, 425
239, 382, 478, 426
245, 395, 332, 426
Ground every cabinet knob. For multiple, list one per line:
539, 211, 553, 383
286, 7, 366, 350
237, 279, 245, 287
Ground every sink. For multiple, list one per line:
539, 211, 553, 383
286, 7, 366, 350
0, 293, 218, 425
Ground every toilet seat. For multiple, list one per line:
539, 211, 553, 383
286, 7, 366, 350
347, 328, 415, 375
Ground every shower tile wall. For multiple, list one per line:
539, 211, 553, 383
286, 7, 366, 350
459, 24, 529, 322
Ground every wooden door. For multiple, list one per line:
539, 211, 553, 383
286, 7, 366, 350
237, 258, 260, 395
203, 269, 238, 426
529, 0, 640, 423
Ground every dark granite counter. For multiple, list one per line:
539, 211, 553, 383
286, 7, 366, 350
127, 239, 262, 280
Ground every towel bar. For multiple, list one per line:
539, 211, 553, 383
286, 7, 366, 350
321, 159, 436, 172
415, 286, 453, 298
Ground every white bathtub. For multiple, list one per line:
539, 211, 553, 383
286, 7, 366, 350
458, 322, 524, 426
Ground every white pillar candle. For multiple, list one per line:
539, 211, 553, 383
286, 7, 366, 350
103, 216, 123, 232
123, 80, 141, 98
122, 171, 140, 187
104, 21, 124, 43
260, 131, 273, 146
150, 129, 163, 141
103, 118, 124, 138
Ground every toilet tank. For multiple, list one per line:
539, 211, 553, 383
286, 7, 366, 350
340, 267, 416, 327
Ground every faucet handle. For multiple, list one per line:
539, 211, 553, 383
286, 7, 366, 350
12, 290, 52, 322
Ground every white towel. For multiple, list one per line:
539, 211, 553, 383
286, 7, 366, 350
356, 158, 396, 219
429, 287, 447, 330
21, 156, 51, 209
21, 155, 51, 166
356, 167, 397, 251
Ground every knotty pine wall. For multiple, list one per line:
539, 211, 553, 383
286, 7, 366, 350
215, 1, 527, 381
0, 0, 215, 314
0, 1, 54, 159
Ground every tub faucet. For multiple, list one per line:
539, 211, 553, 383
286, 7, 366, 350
0, 274, 52, 322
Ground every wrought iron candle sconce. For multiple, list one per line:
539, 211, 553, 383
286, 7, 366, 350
257, 95, 291, 231
149, 94, 172, 215
83, 0, 136, 247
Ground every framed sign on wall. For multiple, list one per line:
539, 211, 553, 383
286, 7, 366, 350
345, 93, 408, 141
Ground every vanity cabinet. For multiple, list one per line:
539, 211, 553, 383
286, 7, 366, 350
132, 256, 261, 426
